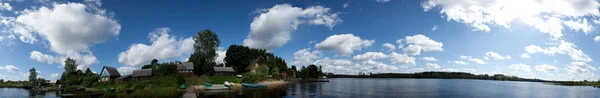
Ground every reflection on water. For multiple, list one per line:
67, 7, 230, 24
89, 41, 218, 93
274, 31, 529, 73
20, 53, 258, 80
1, 88, 61, 98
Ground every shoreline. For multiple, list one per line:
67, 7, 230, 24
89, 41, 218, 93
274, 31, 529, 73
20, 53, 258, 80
193, 80, 288, 93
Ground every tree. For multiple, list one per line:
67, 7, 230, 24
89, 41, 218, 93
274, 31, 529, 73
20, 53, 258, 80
306, 65, 319, 79
190, 29, 220, 75
64, 57, 77, 73
29, 68, 37, 83
291, 65, 297, 72
151, 59, 158, 66
85, 68, 92, 74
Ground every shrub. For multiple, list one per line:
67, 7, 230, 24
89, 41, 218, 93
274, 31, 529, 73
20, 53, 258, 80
127, 87, 180, 97
242, 72, 266, 83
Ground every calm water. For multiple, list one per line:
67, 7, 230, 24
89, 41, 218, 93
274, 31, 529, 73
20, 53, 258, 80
203, 78, 600, 98
3, 78, 600, 98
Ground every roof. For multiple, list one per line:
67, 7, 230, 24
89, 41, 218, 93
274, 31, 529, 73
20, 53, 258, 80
132, 69, 152, 77
245, 59, 260, 71
177, 62, 194, 70
117, 75, 132, 79
101, 66, 121, 77
213, 67, 235, 72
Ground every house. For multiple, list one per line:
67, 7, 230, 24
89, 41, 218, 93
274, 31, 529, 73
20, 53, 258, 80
244, 59, 261, 73
99, 66, 121, 82
132, 69, 152, 81
48, 79, 57, 84
213, 67, 235, 76
177, 62, 194, 76
115, 75, 132, 84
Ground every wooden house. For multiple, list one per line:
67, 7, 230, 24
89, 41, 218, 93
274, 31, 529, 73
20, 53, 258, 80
132, 69, 152, 81
99, 66, 121, 82
115, 75, 131, 84
244, 59, 261, 73
177, 62, 194, 76
213, 67, 235, 76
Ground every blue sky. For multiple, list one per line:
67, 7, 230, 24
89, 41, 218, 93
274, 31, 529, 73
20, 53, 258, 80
1, 0, 600, 81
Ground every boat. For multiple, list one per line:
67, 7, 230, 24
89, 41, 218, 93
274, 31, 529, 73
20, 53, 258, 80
203, 86, 230, 90
241, 83, 267, 87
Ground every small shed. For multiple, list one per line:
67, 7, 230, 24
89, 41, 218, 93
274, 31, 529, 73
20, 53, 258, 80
99, 66, 121, 82
213, 67, 235, 76
177, 62, 194, 76
132, 69, 153, 81
244, 59, 261, 73
115, 75, 132, 84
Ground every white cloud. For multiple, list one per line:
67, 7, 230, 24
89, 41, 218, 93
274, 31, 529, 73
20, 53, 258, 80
0, 2, 12, 11
565, 62, 597, 81
353, 52, 387, 61
388, 52, 416, 66
382, 43, 396, 51
215, 48, 227, 64
117, 66, 136, 75
524, 40, 592, 62
535, 64, 558, 73
594, 36, 600, 42
3, 2, 121, 70
343, 2, 349, 8
422, 0, 600, 39
484, 51, 511, 60
402, 34, 443, 55
407, 68, 424, 73
50, 73, 60, 79
291, 48, 322, 66
459, 55, 486, 64
508, 63, 531, 72
520, 53, 530, 58
375, 0, 390, 3
29, 51, 57, 64
118, 27, 195, 66
422, 57, 438, 61
243, 4, 341, 49
425, 63, 441, 69
315, 34, 374, 56
563, 18, 592, 34
441, 68, 476, 73
0, 65, 19, 72
451, 60, 468, 65
431, 25, 437, 31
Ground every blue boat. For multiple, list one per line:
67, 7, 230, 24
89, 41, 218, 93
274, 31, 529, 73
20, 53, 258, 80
242, 83, 267, 87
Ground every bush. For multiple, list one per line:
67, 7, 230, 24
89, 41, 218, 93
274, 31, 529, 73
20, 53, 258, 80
242, 72, 266, 83
125, 87, 180, 97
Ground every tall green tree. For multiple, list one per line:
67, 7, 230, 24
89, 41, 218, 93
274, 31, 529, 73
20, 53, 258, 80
29, 68, 37, 83
85, 68, 92, 74
190, 29, 220, 75
64, 57, 77, 73
151, 59, 158, 66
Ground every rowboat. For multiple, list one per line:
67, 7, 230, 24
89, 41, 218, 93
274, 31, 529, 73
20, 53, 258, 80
241, 83, 267, 87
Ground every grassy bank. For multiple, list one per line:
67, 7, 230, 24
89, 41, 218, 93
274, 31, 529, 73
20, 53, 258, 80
186, 76, 241, 85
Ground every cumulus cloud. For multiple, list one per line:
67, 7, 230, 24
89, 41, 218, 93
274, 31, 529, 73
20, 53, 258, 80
353, 52, 387, 61
117, 66, 136, 75
30, 51, 58, 64
451, 60, 468, 65
343, 2, 349, 8
3, 2, 121, 70
407, 68, 424, 73
0, 65, 19, 72
388, 52, 416, 66
215, 48, 227, 64
594, 36, 600, 42
29, 50, 97, 69
402, 34, 443, 55
508, 63, 531, 72
563, 19, 592, 34
382, 43, 396, 51
565, 62, 597, 80
422, 57, 438, 61
118, 27, 195, 66
291, 48, 322, 66
0, 2, 12, 11
315, 34, 374, 56
243, 4, 341, 49
535, 64, 558, 73
484, 51, 511, 60
50, 73, 60, 79
524, 40, 592, 62
521, 53, 530, 58
422, 0, 600, 39
431, 25, 437, 31
460, 56, 486, 64
425, 63, 441, 69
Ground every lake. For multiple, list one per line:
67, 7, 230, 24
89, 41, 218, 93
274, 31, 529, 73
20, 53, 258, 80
3, 78, 600, 98
202, 78, 600, 98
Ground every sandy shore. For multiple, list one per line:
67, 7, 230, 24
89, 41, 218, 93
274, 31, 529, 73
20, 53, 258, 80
193, 80, 288, 93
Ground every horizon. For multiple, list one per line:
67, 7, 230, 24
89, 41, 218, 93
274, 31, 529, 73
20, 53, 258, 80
2, 0, 600, 82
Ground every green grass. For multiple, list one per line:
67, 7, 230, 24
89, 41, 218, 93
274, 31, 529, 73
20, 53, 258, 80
185, 76, 242, 85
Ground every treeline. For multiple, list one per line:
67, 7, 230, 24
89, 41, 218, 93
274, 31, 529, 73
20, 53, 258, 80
329, 72, 547, 82
225, 44, 287, 74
